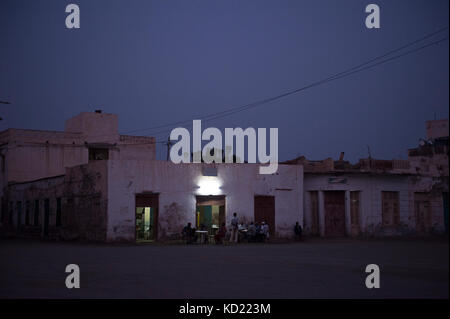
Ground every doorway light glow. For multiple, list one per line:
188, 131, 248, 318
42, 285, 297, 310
197, 176, 222, 195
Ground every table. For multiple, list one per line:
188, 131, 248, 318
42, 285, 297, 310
195, 230, 209, 244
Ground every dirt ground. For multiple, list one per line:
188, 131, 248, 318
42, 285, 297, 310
0, 237, 448, 298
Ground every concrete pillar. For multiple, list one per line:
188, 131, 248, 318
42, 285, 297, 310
318, 190, 325, 236
345, 190, 351, 236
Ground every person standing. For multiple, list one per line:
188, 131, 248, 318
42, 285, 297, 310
294, 221, 302, 241
261, 221, 270, 242
229, 212, 239, 243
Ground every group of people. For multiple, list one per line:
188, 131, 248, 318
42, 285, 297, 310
182, 212, 303, 244
227, 212, 271, 243
182, 221, 228, 244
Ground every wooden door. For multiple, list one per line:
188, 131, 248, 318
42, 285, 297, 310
414, 193, 431, 233
382, 191, 399, 227
254, 196, 275, 236
324, 191, 346, 237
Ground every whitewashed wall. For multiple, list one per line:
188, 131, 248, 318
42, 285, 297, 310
106, 160, 303, 241
303, 173, 412, 236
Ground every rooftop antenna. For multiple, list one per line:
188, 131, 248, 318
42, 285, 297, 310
367, 145, 372, 169
166, 136, 173, 161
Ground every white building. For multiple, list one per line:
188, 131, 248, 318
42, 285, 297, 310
1, 112, 303, 241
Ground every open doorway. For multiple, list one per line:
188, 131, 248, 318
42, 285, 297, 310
135, 194, 159, 242
195, 195, 225, 238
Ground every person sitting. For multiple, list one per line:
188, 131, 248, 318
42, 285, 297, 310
261, 221, 270, 242
294, 221, 303, 241
214, 222, 227, 244
247, 222, 256, 242
255, 222, 264, 242
182, 222, 196, 244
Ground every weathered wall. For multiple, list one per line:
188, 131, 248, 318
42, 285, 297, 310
409, 174, 448, 234
65, 112, 119, 143
2, 161, 109, 241
106, 160, 303, 241
303, 173, 412, 237
0, 126, 155, 188
408, 144, 448, 234
63, 161, 109, 241
5, 175, 66, 237
426, 119, 449, 140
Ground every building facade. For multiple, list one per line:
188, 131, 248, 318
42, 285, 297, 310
1, 112, 303, 241
286, 119, 449, 237
0, 113, 447, 241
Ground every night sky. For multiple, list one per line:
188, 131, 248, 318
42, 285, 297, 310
0, 0, 448, 162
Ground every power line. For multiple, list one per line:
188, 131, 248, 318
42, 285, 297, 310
124, 35, 448, 146
121, 27, 448, 137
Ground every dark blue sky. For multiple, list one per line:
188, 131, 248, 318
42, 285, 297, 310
0, 0, 448, 162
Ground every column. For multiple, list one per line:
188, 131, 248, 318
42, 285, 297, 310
318, 190, 325, 237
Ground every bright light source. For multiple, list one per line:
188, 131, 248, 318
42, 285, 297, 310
197, 176, 221, 195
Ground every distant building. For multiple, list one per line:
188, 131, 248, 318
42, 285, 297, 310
0, 111, 155, 186
283, 119, 448, 237
283, 154, 413, 237
408, 118, 449, 234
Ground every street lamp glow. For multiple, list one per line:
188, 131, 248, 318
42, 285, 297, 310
197, 176, 221, 195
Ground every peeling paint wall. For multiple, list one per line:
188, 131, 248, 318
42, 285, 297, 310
304, 173, 413, 237
3, 161, 109, 241
6, 175, 65, 237
63, 161, 109, 241
0, 113, 156, 193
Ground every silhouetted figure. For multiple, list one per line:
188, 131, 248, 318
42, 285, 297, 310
229, 212, 239, 243
294, 221, 302, 241
182, 222, 196, 244
215, 222, 227, 244
261, 221, 269, 242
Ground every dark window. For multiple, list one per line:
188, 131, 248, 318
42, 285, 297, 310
1, 154, 5, 173
16, 201, 22, 227
43, 199, 50, 237
89, 148, 109, 161
34, 200, 39, 226
25, 201, 30, 226
56, 198, 62, 227
9, 201, 13, 225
